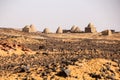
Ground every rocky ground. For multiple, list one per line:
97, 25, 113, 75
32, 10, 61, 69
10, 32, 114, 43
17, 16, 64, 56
0, 28, 120, 80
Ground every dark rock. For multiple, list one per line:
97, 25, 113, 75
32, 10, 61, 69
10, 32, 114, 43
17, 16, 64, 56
46, 69, 52, 73
106, 75, 115, 80
62, 61, 71, 65
14, 66, 25, 73
100, 68, 107, 72
89, 73, 101, 79
31, 77, 36, 80
42, 52, 48, 55
50, 75, 55, 79
52, 67, 57, 72
22, 77, 27, 80
39, 45, 45, 49
43, 77, 47, 80
41, 72, 47, 76
13, 65, 30, 73
106, 65, 111, 70
56, 69, 71, 77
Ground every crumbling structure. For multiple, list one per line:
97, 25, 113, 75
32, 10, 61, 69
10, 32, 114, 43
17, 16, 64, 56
110, 30, 115, 33
71, 25, 77, 33
63, 30, 71, 33
56, 27, 63, 33
22, 25, 30, 32
43, 28, 50, 33
29, 24, 36, 32
74, 27, 81, 33
22, 24, 36, 32
101, 30, 112, 36
85, 23, 97, 33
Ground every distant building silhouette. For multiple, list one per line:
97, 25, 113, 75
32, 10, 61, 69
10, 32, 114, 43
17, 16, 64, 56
74, 27, 81, 33
56, 27, 63, 33
85, 23, 97, 33
43, 28, 50, 33
101, 30, 112, 35
71, 25, 77, 33
22, 24, 36, 32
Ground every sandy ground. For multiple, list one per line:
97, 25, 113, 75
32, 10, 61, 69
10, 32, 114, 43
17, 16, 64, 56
0, 28, 120, 80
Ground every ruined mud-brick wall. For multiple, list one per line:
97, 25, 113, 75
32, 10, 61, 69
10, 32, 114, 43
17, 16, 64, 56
85, 27, 97, 33
85, 23, 97, 33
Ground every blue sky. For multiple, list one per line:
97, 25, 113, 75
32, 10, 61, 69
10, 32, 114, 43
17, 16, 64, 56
0, 0, 120, 32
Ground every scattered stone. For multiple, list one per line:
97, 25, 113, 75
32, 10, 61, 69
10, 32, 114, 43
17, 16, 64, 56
39, 45, 45, 49
22, 77, 27, 80
106, 75, 115, 80
13, 64, 30, 73
89, 73, 101, 79
13, 66, 26, 73
0, 29, 120, 80
42, 52, 48, 55
56, 68, 71, 77
41, 72, 47, 76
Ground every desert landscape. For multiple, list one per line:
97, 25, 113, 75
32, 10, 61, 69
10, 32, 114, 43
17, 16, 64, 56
0, 0, 120, 80
0, 25, 120, 80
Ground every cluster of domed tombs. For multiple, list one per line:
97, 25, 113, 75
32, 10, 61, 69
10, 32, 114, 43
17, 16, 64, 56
22, 23, 113, 35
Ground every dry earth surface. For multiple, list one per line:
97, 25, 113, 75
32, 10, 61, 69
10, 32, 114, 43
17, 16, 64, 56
0, 28, 120, 80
